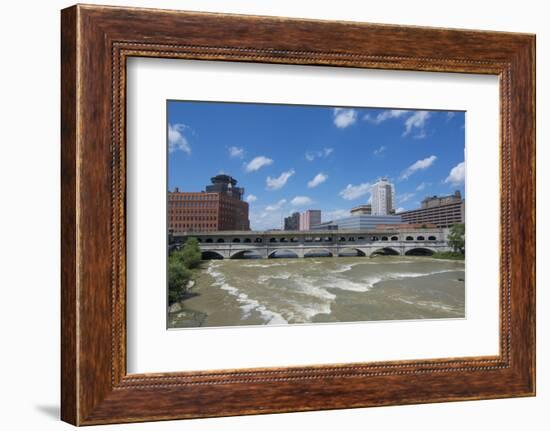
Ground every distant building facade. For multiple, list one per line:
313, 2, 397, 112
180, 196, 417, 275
168, 175, 250, 233
350, 204, 372, 215
299, 210, 321, 231
421, 190, 462, 209
311, 214, 403, 231
371, 177, 396, 215
284, 212, 301, 231
397, 191, 464, 228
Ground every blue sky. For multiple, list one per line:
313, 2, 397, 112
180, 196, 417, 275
168, 101, 465, 230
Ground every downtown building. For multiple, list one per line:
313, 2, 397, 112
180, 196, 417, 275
284, 212, 300, 231
397, 191, 464, 228
311, 214, 402, 231
168, 174, 250, 233
371, 177, 396, 216
299, 210, 321, 231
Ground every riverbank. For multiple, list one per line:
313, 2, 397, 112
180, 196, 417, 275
431, 252, 465, 260
167, 256, 465, 329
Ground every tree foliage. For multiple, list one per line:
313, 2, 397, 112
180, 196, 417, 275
168, 261, 191, 303
168, 237, 202, 304
447, 223, 465, 254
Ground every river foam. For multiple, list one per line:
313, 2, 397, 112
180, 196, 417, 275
206, 262, 288, 325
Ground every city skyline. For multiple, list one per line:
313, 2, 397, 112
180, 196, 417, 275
168, 101, 465, 230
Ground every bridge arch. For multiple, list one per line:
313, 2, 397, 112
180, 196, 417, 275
391, 236, 399, 241
416, 235, 425, 241
338, 247, 366, 257
304, 248, 333, 258
230, 249, 263, 259
201, 250, 224, 260
428, 236, 437, 241
370, 247, 400, 256
268, 249, 300, 259
405, 247, 436, 256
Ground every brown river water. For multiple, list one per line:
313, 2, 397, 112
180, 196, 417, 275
168, 256, 465, 329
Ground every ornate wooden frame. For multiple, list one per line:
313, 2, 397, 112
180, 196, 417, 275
61, 4, 536, 426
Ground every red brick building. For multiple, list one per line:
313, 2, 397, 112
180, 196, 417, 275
168, 175, 250, 233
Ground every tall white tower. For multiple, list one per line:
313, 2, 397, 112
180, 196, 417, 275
371, 177, 395, 215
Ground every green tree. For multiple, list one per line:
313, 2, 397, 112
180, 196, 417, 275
168, 260, 191, 303
167, 237, 202, 304
447, 223, 465, 254
180, 237, 201, 269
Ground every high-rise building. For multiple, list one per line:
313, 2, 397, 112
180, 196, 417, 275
284, 212, 300, 231
299, 210, 322, 231
311, 215, 403, 231
350, 204, 372, 215
371, 177, 395, 216
397, 191, 464, 228
168, 175, 250, 233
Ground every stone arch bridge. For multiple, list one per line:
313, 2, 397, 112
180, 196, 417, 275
170, 228, 452, 259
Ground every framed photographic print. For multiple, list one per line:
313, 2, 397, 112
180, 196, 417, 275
61, 4, 535, 425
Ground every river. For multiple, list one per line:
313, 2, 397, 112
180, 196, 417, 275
167, 256, 465, 329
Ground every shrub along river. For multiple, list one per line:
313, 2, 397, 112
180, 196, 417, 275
167, 255, 465, 329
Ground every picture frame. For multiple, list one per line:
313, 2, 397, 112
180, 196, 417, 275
60, 4, 535, 425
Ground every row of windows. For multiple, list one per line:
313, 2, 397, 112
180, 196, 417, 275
169, 194, 217, 201
171, 216, 217, 221
192, 235, 438, 244
401, 210, 463, 218
170, 201, 217, 207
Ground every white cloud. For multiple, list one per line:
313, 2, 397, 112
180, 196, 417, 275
445, 161, 465, 185
373, 145, 386, 156
416, 182, 430, 191
228, 146, 244, 159
266, 169, 295, 190
290, 196, 314, 206
403, 111, 430, 137
245, 156, 273, 172
168, 123, 191, 154
397, 192, 415, 203
245, 194, 257, 203
305, 147, 333, 161
339, 182, 372, 200
265, 199, 287, 211
249, 210, 283, 230
333, 108, 357, 128
364, 109, 430, 138
364, 109, 409, 124
323, 209, 349, 222
395, 207, 406, 213
307, 173, 328, 188
400, 155, 437, 180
